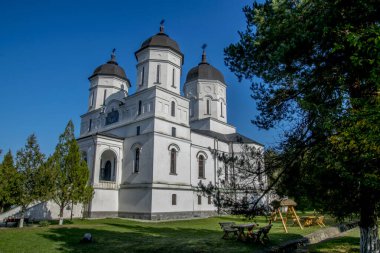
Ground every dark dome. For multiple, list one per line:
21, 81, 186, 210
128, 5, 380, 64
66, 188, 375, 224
186, 61, 225, 84
89, 54, 130, 85
135, 25, 184, 62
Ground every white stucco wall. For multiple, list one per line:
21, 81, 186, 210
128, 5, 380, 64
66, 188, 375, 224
91, 189, 119, 213
119, 188, 152, 213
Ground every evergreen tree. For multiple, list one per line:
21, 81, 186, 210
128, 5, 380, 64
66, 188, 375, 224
49, 120, 93, 225
225, 1, 380, 252
15, 134, 46, 227
0, 150, 18, 213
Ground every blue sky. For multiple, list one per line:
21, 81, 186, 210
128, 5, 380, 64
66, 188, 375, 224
0, 0, 281, 159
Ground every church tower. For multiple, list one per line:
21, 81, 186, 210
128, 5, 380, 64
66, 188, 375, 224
134, 21, 183, 94
87, 51, 131, 111
184, 47, 235, 134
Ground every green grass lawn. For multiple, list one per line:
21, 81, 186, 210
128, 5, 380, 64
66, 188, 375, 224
0, 215, 336, 253
308, 228, 360, 253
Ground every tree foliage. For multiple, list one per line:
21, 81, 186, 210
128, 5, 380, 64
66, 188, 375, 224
0, 150, 19, 212
225, 0, 379, 251
15, 134, 46, 227
198, 145, 271, 217
47, 120, 93, 224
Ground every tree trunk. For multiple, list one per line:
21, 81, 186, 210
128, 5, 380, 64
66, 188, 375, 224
360, 225, 379, 253
59, 205, 64, 225
70, 201, 73, 221
360, 186, 379, 253
18, 210, 25, 228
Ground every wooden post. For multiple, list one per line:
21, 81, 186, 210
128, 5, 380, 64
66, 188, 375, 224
278, 208, 288, 233
290, 206, 303, 230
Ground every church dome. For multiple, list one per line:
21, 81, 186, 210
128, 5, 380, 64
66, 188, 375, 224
185, 50, 225, 84
89, 52, 130, 84
135, 23, 184, 61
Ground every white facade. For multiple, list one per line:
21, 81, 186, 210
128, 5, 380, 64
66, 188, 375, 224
77, 26, 264, 220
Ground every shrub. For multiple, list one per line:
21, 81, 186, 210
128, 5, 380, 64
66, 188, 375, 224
39, 220, 50, 227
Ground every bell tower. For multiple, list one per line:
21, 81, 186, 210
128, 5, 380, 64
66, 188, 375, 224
88, 50, 130, 111
134, 21, 183, 94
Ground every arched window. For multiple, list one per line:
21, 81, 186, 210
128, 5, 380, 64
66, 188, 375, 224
171, 101, 175, 117
134, 148, 140, 173
156, 64, 161, 83
170, 148, 177, 174
206, 99, 210, 115
198, 155, 205, 178
138, 100, 142, 115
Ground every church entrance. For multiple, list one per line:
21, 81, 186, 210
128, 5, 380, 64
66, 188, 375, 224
99, 150, 117, 182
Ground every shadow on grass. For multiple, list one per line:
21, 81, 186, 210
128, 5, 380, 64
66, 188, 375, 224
308, 236, 360, 253
39, 224, 252, 253
37, 218, 307, 253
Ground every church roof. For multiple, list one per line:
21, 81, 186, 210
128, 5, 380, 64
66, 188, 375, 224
185, 50, 225, 84
135, 24, 184, 61
191, 129, 263, 146
89, 53, 131, 85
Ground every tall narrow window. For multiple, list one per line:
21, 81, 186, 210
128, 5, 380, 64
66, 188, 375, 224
134, 148, 140, 173
171, 127, 176, 137
88, 119, 92, 132
171, 101, 175, 117
170, 148, 177, 174
90, 92, 94, 107
258, 161, 262, 183
156, 64, 160, 83
220, 102, 223, 117
190, 99, 195, 117
138, 100, 142, 115
103, 90, 107, 105
206, 99, 210, 115
208, 195, 212, 205
198, 155, 205, 178
224, 164, 229, 184
198, 195, 202, 205
172, 194, 177, 205
141, 67, 145, 86
172, 68, 175, 87
136, 126, 140, 136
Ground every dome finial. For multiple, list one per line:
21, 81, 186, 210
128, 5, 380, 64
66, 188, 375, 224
201, 44, 207, 63
107, 48, 118, 65
159, 19, 165, 33
111, 48, 116, 61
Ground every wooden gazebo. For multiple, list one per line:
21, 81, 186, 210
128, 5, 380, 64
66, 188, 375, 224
270, 198, 303, 233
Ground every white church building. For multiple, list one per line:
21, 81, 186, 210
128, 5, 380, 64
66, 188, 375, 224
77, 24, 264, 220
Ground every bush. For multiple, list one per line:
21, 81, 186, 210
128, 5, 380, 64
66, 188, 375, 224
39, 220, 50, 227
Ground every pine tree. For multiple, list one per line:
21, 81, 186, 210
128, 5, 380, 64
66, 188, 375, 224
15, 134, 46, 227
0, 150, 18, 213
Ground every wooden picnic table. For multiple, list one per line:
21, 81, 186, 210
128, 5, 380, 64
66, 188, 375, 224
231, 223, 258, 241
300, 216, 316, 227
300, 216, 325, 227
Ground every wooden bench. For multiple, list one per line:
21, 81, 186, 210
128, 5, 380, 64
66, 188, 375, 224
248, 222, 272, 244
219, 222, 239, 239
315, 216, 325, 227
4, 217, 29, 227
